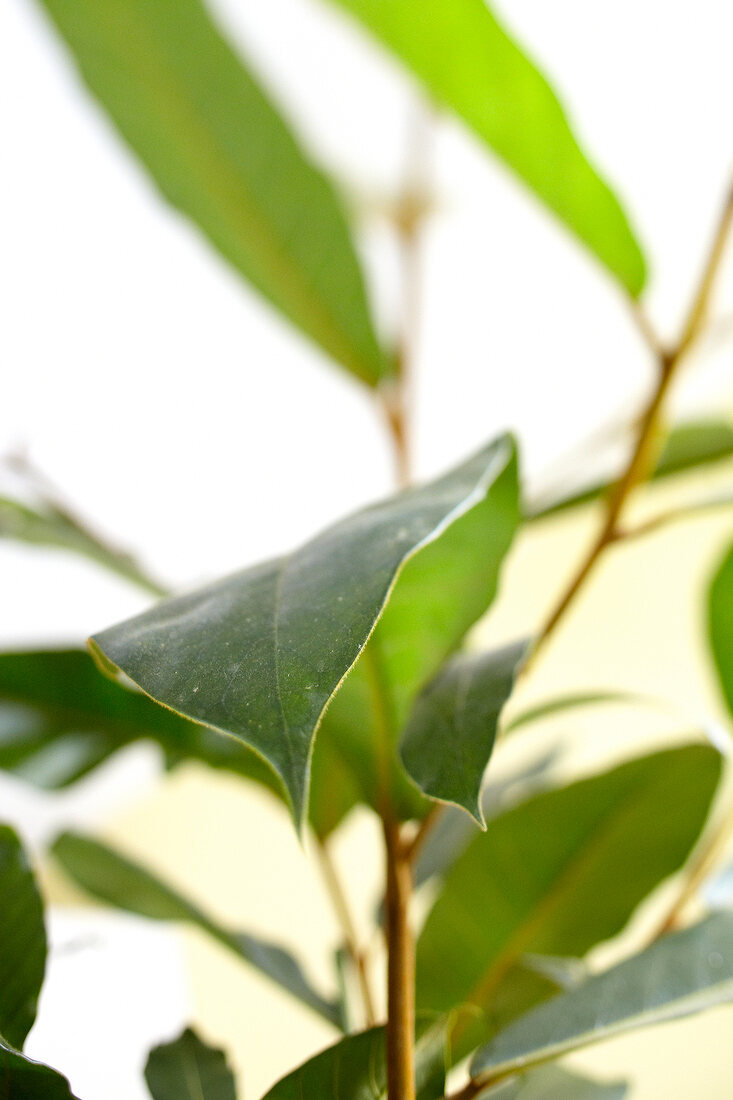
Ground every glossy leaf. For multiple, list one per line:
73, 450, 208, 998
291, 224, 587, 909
312, 440, 519, 832
329, 0, 645, 294
482, 1066, 627, 1099
531, 418, 733, 519
90, 436, 519, 831
36, 0, 384, 385
146, 1028, 237, 1100
0, 496, 165, 596
0, 650, 280, 797
470, 913, 733, 1082
400, 640, 526, 825
0, 827, 46, 1050
261, 1019, 446, 1100
52, 832, 339, 1027
416, 745, 721, 1046
0, 1036, 79, 1099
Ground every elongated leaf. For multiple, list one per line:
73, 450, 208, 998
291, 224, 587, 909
531, 418, 733, 519
0, 1035, 79, 1099
36, 0, 384, 385
261, 1019, 446, 1100
52, 832, 339, 1027
0, 650, 280, 797
0, 827, 46, 1050
312, 440, 519, 832
482, 1066, 627, 1099
416, 745, 721, 1051
0, 496, 165, 596
90, 436, 519, 830
470, 913, 733, 1082
502, 689, 663, 736
400, 641, 526, 825
146, 1028, 236, 1100
329, 0, 644, 294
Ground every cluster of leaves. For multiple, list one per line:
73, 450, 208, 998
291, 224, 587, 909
3, 0, 733, 1097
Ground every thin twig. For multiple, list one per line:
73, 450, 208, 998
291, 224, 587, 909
406, 803, 442, 866
315, 838, 377, 1027
526, 181, 733, 668
384, 819, 416, 1100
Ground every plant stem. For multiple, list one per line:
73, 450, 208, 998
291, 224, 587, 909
528, 181, 733, 666
383, 819, 416, 1100
315, 838, 377, 1027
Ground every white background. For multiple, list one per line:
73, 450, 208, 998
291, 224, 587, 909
2, 0, 733, 1096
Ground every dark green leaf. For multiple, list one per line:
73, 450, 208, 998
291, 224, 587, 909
470, 913, 733, 1083
709, 542, 733, 721
413, 749, 560, 891
0, 1036, 80, 1099
416, 745, 721, 1050
531, 418, 733, 519
35, 0, 384, 385
260, 1018, 446, 1100
328, 0, 645, 294
90, 436, 519, 831
482, 1066, 627, 1099
313, 440, 519, 832
52, 832, 339, 1027
0, 827, 46, 1050
400, 641, 526, 825
0, 650, 280, 797
0, 496, 165, 596
145, 1028, 237, 1100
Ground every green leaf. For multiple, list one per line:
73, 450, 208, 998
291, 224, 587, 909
52, 832, 340, 1027
260, 1019, 446, 1100
0, 1035, 80, 1099
0, 827, 46, 1050
145, 1028, 237, 1100
416, 745, 721, 1049
0, 650, 280, 797
502, 689, 666, 736
412, 749, 560, 891
90, 435, 519, 831
0, 496, 165, 596
481, 1066, 627, 1099
531, 418, 733, 519
35, 0, 384, 386
328, 0, 645, 295
709, 542, 733, 721
470, 913, 733, 1083
400, 641, 526, 825
313, 440, 519, 832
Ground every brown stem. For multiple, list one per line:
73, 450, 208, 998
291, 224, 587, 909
405, 803, 442, 865
384, 820, 416, 1100
315, 838, 377, 1027
528, 181, 733, 665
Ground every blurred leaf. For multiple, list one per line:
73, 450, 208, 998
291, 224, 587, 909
90, 436, 519, 832
36, 0, 384, 385
0, 649, 281, 797
0, 1035, 79, 1099
709, 542, 733, 721
413, 748, 560, 891
0, 496, 165, 596
470, 913, 733, 1083
52, 832, 340, 1027
145, 1028, 237, 1100
503, 689, 664, 736
400, 641, 526, 825
329, 0, 645, 294
260, 1018, 446, 1100
481, 1066, 627, 1099
0, 826, 46, 1050
313, 441, 519, 833
416, 745, 721, 1049
531, 418, 733, 519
